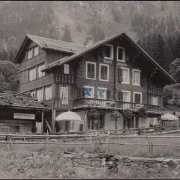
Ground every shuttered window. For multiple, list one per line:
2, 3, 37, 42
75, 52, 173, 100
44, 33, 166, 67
104, 44, 113, 59
86, 62, 96, 80
99, 64, 109, 81
117, 47, 125, 62
37, 88, 44, 102
45, 86, 52, 100
97, 88, 107, 100
121, 68, 129, 84
133, 92, 142, 104
37, 63, 45, 78
84, 86, 94, 98
132, 69, 141, 86
28, 67, 36, 81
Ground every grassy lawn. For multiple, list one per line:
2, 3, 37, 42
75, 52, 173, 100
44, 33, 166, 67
0, 134, 180, 178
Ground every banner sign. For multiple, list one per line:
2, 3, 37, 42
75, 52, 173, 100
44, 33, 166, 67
14, 113, 35, 120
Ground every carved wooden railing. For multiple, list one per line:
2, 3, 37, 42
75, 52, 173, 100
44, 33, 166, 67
54, 73, 75, 85
73, 98, 161, 112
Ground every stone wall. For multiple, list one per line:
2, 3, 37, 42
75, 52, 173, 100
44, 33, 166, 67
62, 152, 180, 173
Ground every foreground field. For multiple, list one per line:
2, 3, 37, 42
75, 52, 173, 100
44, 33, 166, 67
0, 150, 179, 179
0, 134, 180, 178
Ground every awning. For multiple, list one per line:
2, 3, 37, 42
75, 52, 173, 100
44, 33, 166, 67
56, 111, 82, 121
161, 113, 179, 121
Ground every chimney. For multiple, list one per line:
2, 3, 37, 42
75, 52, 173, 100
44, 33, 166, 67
84, 36, 94, 47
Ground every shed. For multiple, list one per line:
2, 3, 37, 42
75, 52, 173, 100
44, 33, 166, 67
0, 91, 50, 134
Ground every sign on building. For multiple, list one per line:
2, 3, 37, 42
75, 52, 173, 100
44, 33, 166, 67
14, 113, 35, 120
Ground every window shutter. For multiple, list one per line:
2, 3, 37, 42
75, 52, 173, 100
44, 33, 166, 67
101, 47, 105, 57
82, 87, 85, 98
107, 90, 111, 100
118, 91, 123, 101
118, 68, 123, 83
140, 71, 143, 86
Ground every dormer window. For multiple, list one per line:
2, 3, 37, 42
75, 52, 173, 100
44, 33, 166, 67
104, 44, 113, 59
117, 47, 125, 62
27, 49, 33, 59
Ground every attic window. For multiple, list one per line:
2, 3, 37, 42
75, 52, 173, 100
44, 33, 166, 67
104, 44, 113, 60
117, 47, 125, 62
27, 49, 33, 59
34, 46, 39, 56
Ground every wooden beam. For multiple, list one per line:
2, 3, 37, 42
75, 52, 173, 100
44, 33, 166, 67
45, 119, 52, 133
42, 111, 44, 134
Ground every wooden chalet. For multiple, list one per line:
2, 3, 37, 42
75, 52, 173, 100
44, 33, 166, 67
0, 91, 50, 133
13, 32, 176, 133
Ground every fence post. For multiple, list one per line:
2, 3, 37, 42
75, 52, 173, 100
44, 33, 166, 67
9, 133, 16, 164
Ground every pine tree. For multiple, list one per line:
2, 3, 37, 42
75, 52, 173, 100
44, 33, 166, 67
175, 35, 180, 58
61, 25, 73, 43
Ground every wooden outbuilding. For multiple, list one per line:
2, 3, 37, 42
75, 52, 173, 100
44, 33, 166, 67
0, 91, 50, 134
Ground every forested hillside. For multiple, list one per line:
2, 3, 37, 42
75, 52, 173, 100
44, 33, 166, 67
1, 1, 180, 91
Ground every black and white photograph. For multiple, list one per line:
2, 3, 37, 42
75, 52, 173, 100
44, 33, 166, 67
1, 1, 180, 179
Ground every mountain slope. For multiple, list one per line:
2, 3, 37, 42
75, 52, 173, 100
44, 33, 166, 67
0, 1, 180, 60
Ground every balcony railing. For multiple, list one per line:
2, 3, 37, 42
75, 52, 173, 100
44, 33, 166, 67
54, 73, 75, 85
54, 98, 73, 110
148, 87, 163, 96
73, 98, 161, 112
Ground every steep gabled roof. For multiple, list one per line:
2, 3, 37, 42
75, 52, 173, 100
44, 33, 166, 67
13, 34, 85, 63
42, 32, 176, 83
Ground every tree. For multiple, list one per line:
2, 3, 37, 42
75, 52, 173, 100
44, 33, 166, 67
111, 110, 121, 133
0, 60, 19, 92
169, 58, 180, 82
61, 25, 73, 43
175, 35, 180, 58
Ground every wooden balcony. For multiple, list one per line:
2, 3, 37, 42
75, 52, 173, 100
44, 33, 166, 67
73, 98, 161, 112
54, 98, 73, 110
148, 87, 163, 96
54, 73, 75, 85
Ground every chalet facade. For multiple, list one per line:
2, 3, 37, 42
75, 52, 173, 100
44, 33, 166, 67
14, 33, 176, 133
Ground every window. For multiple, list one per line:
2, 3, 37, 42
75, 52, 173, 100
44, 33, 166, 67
37, 88, 44, 102
132, 69, 141, 86
117, 47, 125, 62
88, 114, 105, 130
97, 88, 107, 100
34, 46, 39, 56
121, 68, 129, 84
84, 86, 94, 98
133, 92, 142, 104
152, 96, 158, 106
64, 64, 69, 74
104, 44, 113, 59
28, 67, 36, 81
37, 64, 45, 78
27, 49, 33, 59
29, 90, 36, 98
45, 86, 52, 100
122, 90, 131, 109
60, 86, 68, 105
99, 64, 109, 81
86, 62, 96, 80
